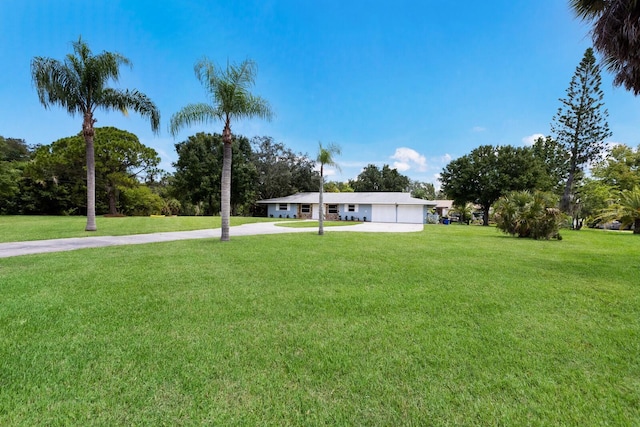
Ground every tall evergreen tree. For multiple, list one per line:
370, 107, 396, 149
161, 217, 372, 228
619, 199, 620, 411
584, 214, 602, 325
551, 48, 611, 220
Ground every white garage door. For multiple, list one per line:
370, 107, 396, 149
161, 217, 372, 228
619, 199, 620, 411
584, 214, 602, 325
397, 205, 424, 224
372, 205, 396, 223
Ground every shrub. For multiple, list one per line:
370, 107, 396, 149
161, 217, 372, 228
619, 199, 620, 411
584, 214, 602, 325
493, 190, 564, 240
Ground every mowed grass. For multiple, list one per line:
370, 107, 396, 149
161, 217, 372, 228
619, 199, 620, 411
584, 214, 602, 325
0, 215, 280, 243
276, 220, 358, 228
0, 225, 638, 425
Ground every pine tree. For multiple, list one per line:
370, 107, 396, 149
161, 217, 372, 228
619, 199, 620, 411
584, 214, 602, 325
552, 48, 611, 225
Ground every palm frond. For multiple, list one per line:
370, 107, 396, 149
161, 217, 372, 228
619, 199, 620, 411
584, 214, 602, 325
100, 89, 161, 134
169, 103, 221, 137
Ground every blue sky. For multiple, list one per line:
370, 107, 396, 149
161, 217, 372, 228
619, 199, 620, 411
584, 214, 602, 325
1, 1, 639, 184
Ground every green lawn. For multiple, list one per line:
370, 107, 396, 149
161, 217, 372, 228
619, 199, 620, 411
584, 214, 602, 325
1, 225, 638, 425
275, 220, 358, 228
0, 215, 281, 243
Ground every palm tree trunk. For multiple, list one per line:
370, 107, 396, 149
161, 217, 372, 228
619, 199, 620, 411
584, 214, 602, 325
83, 113, 97, 231
634, 218, 640, 234
220, 125, 232, 241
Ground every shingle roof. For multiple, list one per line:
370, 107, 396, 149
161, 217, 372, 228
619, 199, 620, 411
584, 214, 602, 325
257, 192, 436, 206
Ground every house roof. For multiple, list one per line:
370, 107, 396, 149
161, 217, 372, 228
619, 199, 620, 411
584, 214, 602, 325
257, 192, 436, 206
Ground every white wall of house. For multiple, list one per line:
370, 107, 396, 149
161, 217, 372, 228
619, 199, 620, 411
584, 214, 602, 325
397, 205, 424, 223
372, 205, 397, 223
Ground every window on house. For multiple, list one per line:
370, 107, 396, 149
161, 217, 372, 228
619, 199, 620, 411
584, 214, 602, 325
278, 203, 288, 211
348, 204, 356, 212
328, 204, 338, 214
301, 204, 311, 213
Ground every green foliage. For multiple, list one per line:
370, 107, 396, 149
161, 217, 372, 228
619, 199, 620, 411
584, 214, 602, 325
592, 143, 640, 191
449, 202, 475, 224
172, 133, 257, 215
552, 48, 611, 214
440, 145, 545, 225
531, 136, 570, 194
493, 190, 564, 239
251, 136, 317, 200
349, 164, 410, 192
596, 186, 640, 234
571, 0, 640, 94
408, 180, 436, 200
119, 185, 165, 216
25, 127, 161, 216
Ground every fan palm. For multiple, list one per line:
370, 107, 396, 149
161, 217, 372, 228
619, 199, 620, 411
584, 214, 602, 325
170, 58, 272, 241
31, 37, 160, 231
596, 186, 640, 233
316, 142, 341, 236
570, 0, 640, 94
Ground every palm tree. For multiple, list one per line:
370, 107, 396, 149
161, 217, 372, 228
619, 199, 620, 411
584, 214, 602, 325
570, 0, 640, 94
170, 58, 272, 241
316, 142, 341, 236
31, 37, 160, 231
596, 186, 640, 233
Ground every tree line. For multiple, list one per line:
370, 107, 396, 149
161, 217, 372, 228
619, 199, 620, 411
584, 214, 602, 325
440, 47, 640, 235
1, 131, 435, 217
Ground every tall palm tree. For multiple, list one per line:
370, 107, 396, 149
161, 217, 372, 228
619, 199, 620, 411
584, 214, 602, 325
570, 0, 640, 94
316, 142, 341, 236
596, 186, 640, 233
31, 37, 160, 231
170, 58, 272, 241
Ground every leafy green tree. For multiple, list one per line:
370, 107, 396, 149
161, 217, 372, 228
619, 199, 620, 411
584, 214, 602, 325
596, 186, 640, 234
350, 164, 383, 191
408, 180, 436, 200
531, 136, 570, 194
440, 145, 545, 226
493, 190, 564, 240
576, 178, 615, 227
592, 144, 640, 191
571, 0, 640, 94
0, 137, 32, 213
251, 136, 317, 200
170, 58, 272, 241
32, 37, 160, 230
551, 48, 611, 218
324, 181, 354, 192
316, 142, 341, 236
0, 136, 30, 162
172, 133, 256, 215
26, 128, 161, 216
350, 164, 410, 192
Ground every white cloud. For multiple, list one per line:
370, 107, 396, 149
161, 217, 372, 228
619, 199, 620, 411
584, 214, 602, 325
522, 133, 545, 146
390, 147, 427, 172
393, 161, 411, 172
472, 126, 486, 133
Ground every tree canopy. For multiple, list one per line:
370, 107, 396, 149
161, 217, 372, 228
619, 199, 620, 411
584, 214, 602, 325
349, 164, 410, 192
440, 145, 545, 225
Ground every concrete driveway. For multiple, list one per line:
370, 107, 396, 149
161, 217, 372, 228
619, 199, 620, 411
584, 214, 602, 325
0, 221, 423, 258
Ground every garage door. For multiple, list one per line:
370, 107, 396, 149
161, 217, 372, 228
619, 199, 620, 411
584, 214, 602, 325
372, 205, 396, 223
397, 205, 424, 224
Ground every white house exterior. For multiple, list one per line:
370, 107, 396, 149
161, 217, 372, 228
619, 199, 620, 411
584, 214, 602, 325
257, 192, 436, 224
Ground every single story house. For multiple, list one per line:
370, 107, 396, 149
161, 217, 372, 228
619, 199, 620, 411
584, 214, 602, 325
257, 192, 437, 224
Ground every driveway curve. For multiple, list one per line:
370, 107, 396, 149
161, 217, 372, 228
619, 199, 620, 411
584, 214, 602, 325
0, 221, 423, 258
